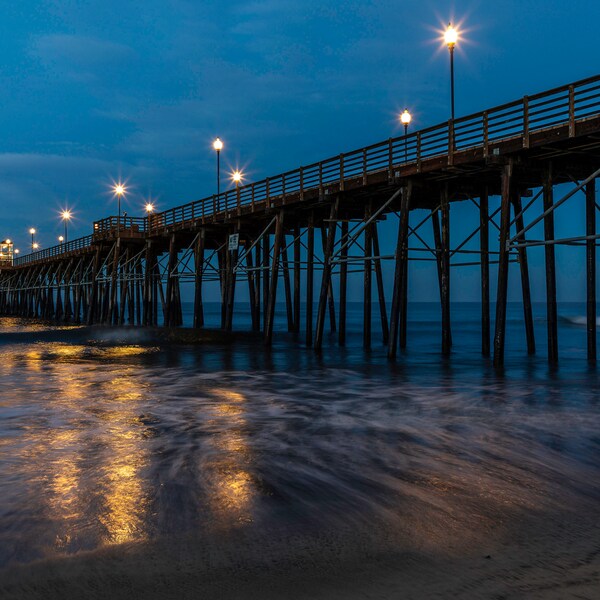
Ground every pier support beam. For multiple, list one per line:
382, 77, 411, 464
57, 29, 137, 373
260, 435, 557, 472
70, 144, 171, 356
315, 200, 339, 350
165, 235, 178, 327
372, 223, 389, 346
193, 232, 205, 328
306, 213, 315, 347
338, 220, 348, 346
441, 187, 451, 355
480, 189, 490, 356
225, 228, 239, 331
388, 184, 411, 359
493, 160, 513, 368
246, 239, 259, 332
543, 168, 558, 362
512, 194, 536, 355
293, 225, 301, 336
363, 202, 372, 349
265, 211, 285, 346
586, 177, 597, 361
281, 238, 294, 332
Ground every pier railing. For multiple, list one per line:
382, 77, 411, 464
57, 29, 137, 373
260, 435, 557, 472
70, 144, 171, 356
14, 235, 94, 266
148, 74, 600, 230
93, 216, 148, 236
12, 73, 600, 264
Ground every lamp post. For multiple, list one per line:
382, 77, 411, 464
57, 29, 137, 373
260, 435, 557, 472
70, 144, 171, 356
444, 23, 458, 120
32, 242, 39, 251
113, 183, 126, 237
213, 138, 223, 196
61, 210, 71, 243
29, 228, 36, 251
400, 109, 412, 161
145, 202, 155, 234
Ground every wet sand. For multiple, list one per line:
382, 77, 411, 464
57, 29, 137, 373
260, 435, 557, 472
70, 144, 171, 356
1, 311, 600, 599
2, 466, 599, 599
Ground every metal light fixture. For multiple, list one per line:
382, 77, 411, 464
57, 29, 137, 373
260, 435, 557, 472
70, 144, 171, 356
213, 138, 223, 196
400, 109, 412, 161
61, 210, 72, 243
232, 170, 243, 187
444, 23, 458, 120
113, 183, 126, 236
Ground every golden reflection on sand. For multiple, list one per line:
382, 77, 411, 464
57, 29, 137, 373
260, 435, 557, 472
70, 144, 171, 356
48, 429, 82, 549
96, 369, 150, 545
207, 387, 254, 522
17, 348, 153, 549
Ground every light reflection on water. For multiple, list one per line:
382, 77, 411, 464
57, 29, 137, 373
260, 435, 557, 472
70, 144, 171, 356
0, 307, 599, 570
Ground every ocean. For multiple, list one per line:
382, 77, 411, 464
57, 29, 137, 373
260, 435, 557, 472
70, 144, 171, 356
0, 301, 599, 598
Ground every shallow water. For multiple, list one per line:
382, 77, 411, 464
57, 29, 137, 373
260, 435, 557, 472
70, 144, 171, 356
0, 302, 599, 573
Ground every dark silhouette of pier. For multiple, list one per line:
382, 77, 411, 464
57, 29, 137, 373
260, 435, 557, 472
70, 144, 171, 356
2, 74, 600, 366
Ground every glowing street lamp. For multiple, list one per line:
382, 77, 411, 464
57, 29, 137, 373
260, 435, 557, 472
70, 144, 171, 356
232, 170, 243, 187
113, 183, 126, 236
29, 228, 36, 250
400, 109, 412, 161
145, 202, 155, 233
61, 209, 71, 243
58, 235, 64, 245
213, 138, 223, 196
32, 242, 39, 250
444, 23, 458, 120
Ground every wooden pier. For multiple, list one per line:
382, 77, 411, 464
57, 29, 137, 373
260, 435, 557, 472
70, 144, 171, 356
1, 74, 600, 366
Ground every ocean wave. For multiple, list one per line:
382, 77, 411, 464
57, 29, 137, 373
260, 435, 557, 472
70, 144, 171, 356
560, 315, 600, 327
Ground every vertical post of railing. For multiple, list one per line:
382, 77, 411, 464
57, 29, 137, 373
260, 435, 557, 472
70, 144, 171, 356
483, 111, 489, 158
213, 194, 217, 219
266, 178, 270, 209
569, 85, 575, 137
388, 138, 393, 174
339, 153, 344, 191
300, 167, 304, 201
523, 96, 530, 149
251, 184, 255, 212
362, 149, 367, 185
448, 120, 454, 166
282, 174, 286, 204
416, 132, 422, 172
319, 163, 323, 197
237, 186, 241, 214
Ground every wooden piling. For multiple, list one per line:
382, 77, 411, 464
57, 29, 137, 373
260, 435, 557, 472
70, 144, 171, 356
265, 211, 285, 346
193, 232, 205, 328
315, 200, 339, 350
372, 223, 389, 345
441, 187, 451, 355
281, 238, 294, 331
543, 167, 558, 362
339, 220, 348, 346
493, 160, 513, 368
363, 202, 372, 349
388, 184, 411, 359
586, 177, 597, 361
293, 225, 301, 335
306, 213, 315, 347
511, 194, 535, 355
480, 188, 490, 356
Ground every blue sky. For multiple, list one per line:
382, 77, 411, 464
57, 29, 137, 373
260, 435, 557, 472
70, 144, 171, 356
1, 1, 598, 301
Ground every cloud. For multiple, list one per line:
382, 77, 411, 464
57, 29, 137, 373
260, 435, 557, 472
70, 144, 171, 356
35, 33, 135, 69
